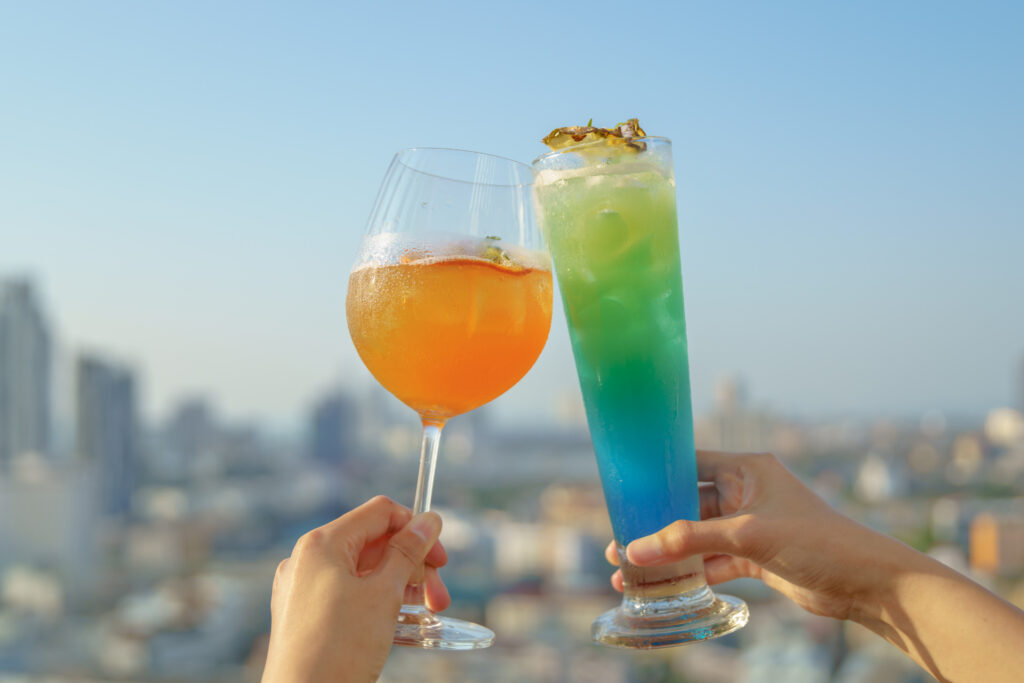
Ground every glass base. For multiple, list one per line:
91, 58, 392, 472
592, 591, 749, 650
394, 604, 495, 650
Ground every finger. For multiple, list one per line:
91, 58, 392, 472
604, 540, 620, 567
356, 533, 448, 576
273, 557, 290, 587
425, 538, 448, 569
697, 449, 779, 484
703, 554, 760, 586
312, 496, 413, 569
270, 557, 293, 620
381, 512, 443, 587
610, 569, 623, 593
626, 516, 745, 567
333, 494, 412, 543
698, 483, 721, 520
356, 535, 390, 574
696, 449, 774, 482
695, 449, 733, 481
424, 566, 451, 613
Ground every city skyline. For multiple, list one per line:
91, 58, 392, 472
3, 270, 1022, 437
3, 2, 1023, 426
2, 275, 1022, 679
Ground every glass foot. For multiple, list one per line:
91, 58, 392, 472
592, 592, 749, 650
394, 604, 495, 650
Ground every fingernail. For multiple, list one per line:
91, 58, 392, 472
409, 512, 441, 542
627, 535, 663, 564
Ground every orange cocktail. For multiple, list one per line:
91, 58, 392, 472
347, 147, 547, 649
347, 256, 552, 424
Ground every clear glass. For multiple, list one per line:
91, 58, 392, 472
347, 148, 553, 649
533, 137, 748, 648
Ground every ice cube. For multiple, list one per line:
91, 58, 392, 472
588, 209, 631, 262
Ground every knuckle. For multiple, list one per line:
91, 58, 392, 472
663, 520, 692, 554
368, 494, 395, 509
294, 527, 325, 555
388, 535, 420, 568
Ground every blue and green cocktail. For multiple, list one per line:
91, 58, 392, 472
533, 128, 748, 648
535, 145, 697, 543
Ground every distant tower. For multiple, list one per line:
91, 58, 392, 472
1017, 352, 1024, 413
714, 376, 747, 415
77, 355, 137, 518
164, 398, 216, 464
309, 391, 358, 465
0, 278, 51, 469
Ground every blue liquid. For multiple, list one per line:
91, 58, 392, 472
566, 287, 700, 546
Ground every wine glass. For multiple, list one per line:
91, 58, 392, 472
346, 148, 552, 649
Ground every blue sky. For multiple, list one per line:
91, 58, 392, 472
2, 1, 1022, 427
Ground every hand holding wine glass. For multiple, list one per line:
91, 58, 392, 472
263, 497, 448, 682
346, 148, 552, 649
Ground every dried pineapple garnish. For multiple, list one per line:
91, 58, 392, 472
542, 118, 647, 152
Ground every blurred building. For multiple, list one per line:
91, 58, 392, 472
77, 354, 138, 519
947, 433, 985, 484
969, 512, 1024, 575
0, 278, 51, 469
854, 453, 906, 503
538, 483, 610, 539
163, 398, 217, 477
696, 376, 781, 453
0, 460, 100, 607
308, 390, 358, 465
1017, 352, 1024, 413
986, 408, 1024, 449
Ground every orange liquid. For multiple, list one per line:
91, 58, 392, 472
347, 257, 553, 423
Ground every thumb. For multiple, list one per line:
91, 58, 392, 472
626, 516, 747, 566
381, 511, 443, 586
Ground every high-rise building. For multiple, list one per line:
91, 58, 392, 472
309, 390, 358, 465
0, 278, 51, 470
164, 398, 216, 464
714, 375, 748, 414
1016, 352, 1024, 413
697, 375, 777, 453
77, 354, 137, 518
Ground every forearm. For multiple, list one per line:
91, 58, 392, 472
853, 543, 1024, 682
263, 647, 379, 683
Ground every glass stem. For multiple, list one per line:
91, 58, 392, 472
413, 421, 444, 515
401, 420, 445, 615
617, 547, 713, 615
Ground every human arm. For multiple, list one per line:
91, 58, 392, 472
262, 496, 450, 683
608, 450, 1024, 683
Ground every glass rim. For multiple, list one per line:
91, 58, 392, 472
395, 147, 534, 188
531, 135, 672, 166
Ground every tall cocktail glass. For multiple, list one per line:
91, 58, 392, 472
347, 148, 553, 649
533, 137, 748, 648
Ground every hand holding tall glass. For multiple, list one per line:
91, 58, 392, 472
533, 134, 748, 648
346, 148, 552, 649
